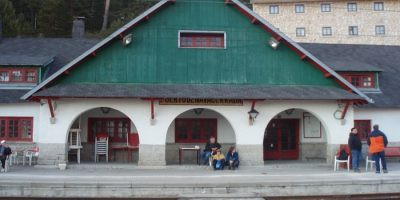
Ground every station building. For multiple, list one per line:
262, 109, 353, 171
1, 0, 397, 167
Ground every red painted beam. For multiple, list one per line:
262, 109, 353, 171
300, 54, 307, 60
341, 101, 351, 119
47, 98, 55, 118
251, 17, 259, 24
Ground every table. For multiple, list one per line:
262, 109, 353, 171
111, 145, 139, 162
179, 147, 201, 165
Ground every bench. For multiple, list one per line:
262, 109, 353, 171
366, 147, 400, 171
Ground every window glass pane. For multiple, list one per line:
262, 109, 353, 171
176, 120, 189, 141
8, 119, 18, 138
321, 3, 331, 12
349, 26, 358, 35
202, 120, 215, 141
322, 27, 332, 36
21, 119, 32, 139
374, 2, 384, 11
362, 76, 372, 87
347, 3, 357, 12
27, 71, 36, 82
351, 77, 360, 86
296, 28, 305, 37
269, 5, 279, 14
180, 32, 224, 48
106, 120, 114, 137
117, 120, 129, 140
0, 120, 5, 138
191, 121, 201, 140
375, 25, 385, 35
295, 4, 304, 13
12, 70, 22, 81
0, 71, 9, 82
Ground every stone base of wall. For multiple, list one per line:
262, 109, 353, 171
300, 143, 327, 162
37, 143, 67, 165
326, 144, 340, 164
236, 144, 264, 166
166, 143, 235, 165
138, 144, 166, 166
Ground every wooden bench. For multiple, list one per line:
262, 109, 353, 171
366, 147, 400, 171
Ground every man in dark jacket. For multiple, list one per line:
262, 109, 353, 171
0, 140, 12, 172
348, 128, 362, 172
202, 136, 221, 165
367, 125, 388, 173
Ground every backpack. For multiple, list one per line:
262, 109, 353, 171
338, 149, 348, 160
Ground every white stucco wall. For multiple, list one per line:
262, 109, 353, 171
354, 108, 400, 142
37, 98, 353, 146
0, 102, 41, 143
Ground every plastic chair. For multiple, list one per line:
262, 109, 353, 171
95, 134, 109, 162
334, 145, 350, 172
365, 155, 375, 171
23, 147, 39, 166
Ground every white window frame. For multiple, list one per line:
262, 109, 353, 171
295, 4, 305, 13
375, 25, 385, 35
347, 3, 357, 12
178, 30, 227, 49
269, 5, 279, 14
373, 2, 384, 11
296, 27, 306, 37
322, 27, 332, 36
321, 3, 331, 12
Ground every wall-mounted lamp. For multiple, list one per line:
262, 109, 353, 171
122, 33, 133, 46
248, 108, 259, 125
100, 107, 111, 114
193, 108, 204, 116
268, 37, 280, 49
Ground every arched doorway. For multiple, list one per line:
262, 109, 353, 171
67, 107, 140, 164
165, 108, 236, 165
263, 108, 327, 162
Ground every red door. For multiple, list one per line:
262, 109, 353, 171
263, 119, 299, 160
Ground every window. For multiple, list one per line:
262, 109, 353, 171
0, 68, 37, 83
347, 3, 357, 12
269, 5, 279, 14
375, 25, 385, 35
179, 31, 225, 49
321, 3, 331, 12
348, 26, 358, 35
341, 73, 375, 88
296, 28, 306, 37
354, 120, 371, 141
322, 27, 332, 36
0, 117, 33, 141
374, 2, 384, 11
175, 118, 217, 143
295, 4, 305, 13
88, 118, 130, 142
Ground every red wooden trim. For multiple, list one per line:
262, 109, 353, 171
340, 72, 376, 88
91, 52, 97, 57
0, 68, 38, 84
180, 32, 225, 48
300, 54, 307, 60
251, 17, 259, 24
0, 117, 33, 142
324, 73, 332, 78
175, 118, 217, 143
354, 119, 371, 141
47, 98, 55, 118
341, 101, 351, 119
225, 0, 233, 4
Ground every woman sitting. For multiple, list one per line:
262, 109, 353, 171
226, 146, 239, 170
212, 149, 226, 170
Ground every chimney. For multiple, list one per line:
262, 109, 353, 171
72, 16, 85, 38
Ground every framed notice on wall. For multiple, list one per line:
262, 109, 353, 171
303, 112, 322, 138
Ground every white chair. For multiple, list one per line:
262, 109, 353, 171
23, 147, 39, 166
365, 155, 375, 172
334, 154, 350, 172
68, 129, 83, 164
95, 136, 109, 162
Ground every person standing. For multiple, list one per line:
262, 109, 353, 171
367, 125, 388, 173
202, 136, 221, 165
348, 128, 362, 172
0, 140, 11, 172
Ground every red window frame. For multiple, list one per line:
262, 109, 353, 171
88, 118, 131, 143
179, 32, 225, 48
0, 68, 38, 83
0, 117, 33, 142
341, 73, 375, 88
354, 120, 371, 141
175, 118, 217, 143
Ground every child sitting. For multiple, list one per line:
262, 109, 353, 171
212, 149, 225, 170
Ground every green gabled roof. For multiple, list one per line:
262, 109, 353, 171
22, 0, 372, 103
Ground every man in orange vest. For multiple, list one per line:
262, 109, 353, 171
367, 125, 388, 173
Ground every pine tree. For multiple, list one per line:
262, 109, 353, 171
0, 0, 19, 36
37, 0, 73, 37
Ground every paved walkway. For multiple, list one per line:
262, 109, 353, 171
1, 162, 400, 198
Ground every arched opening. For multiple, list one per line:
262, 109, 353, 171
67, 107, 140, 164
165, 108, 236, 165
263, 108, 328, 162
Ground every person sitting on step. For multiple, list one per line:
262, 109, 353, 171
226, 146, 239, 170
202, 136, 221, 165
212, 149, 226, 170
